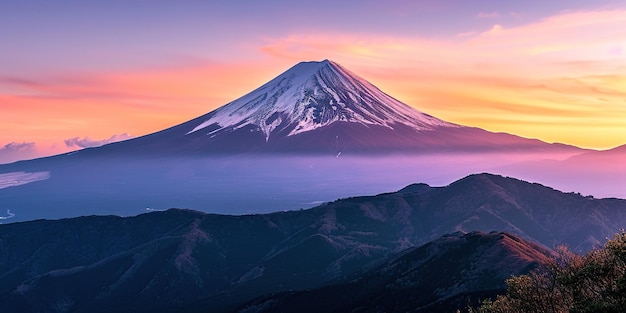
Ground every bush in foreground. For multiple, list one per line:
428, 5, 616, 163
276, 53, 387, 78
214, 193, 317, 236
472, 231, 626, 313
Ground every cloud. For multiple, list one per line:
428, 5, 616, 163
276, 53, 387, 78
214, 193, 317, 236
0, 142, 38, 164
2, 9, 626, 150
260, 9, 626, 69
255, 9, 626, 150
1, 142, 35, 152
64, 133, 133, 148
470, 10, 626, 62
259, 33, 450, 69
0, 60, 283, 164
477, 12, 500, 19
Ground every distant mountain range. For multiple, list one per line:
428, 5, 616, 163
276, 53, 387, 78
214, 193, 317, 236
2, 174, 625, 312
233, 231, 551, 313
498, 143, 626, 199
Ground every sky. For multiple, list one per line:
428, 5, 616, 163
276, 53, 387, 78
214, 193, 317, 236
1, 0, 626, 163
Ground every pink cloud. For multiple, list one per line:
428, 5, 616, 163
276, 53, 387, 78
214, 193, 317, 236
64, 133, 133, 148
0, 142, 38, 164
477, 12, 500, 18
2, 9, 625, 152
257, 9, 626, 149
470, 10, 626, 62
0, 59, 293, 161
259, 33, 453, 70
1, 142, 35, 152
260, 9, 626, 74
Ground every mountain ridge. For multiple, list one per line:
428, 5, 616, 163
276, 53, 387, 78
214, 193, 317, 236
1, 174, 626, 312
232, 231, 552, 313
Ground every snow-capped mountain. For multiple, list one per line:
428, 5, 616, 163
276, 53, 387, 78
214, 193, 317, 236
188, 60, 455, 141
96, 59, 581, 155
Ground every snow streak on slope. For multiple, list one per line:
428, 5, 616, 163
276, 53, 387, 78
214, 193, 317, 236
188, 60, 457, 140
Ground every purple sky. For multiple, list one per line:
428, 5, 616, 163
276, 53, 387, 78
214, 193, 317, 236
1, 0, 626, 163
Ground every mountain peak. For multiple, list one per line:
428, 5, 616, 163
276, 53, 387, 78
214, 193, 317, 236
291, 58, 335, 70
187, 60, 456, 141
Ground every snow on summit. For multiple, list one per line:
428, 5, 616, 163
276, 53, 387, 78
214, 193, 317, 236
188, 60, 457, 140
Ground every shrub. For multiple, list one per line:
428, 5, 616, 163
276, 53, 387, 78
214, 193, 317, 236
474, 231, 626, 313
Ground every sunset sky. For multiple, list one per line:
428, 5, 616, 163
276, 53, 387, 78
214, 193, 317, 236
2, 0, 626, 163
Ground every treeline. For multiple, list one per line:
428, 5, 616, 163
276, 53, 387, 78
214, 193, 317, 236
472, 231, 626, 313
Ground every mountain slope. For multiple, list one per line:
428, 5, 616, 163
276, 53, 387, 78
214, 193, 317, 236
234, 231, 552, 313
1, 174, 626, 312
188, 60, 455, 140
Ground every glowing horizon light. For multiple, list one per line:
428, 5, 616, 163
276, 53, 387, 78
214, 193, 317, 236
1, 4, 626, 162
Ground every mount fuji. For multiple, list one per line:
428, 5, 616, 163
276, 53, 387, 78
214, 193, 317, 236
90, 60, 580, 156
190, 60, 453, 138
0, 60, 604, 222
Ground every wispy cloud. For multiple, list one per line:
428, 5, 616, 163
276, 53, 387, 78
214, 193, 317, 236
0, 142, 38, 164
1, 142, 35, 152
64, 133, 133, 148
0, 59, 286, 162
2, 9, 626, 150
256, 9, 626, 149
477, 12, 500, 19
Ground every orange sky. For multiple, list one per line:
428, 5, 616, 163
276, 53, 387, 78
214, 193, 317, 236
1, 6, 625, 163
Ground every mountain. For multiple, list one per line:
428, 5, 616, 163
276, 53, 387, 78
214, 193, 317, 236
185, 60, 454, 146
1, 174, 625, 312
497, 143, 626, 199
233, 231, 551, 313
0, 60, 592, 222
565, 143, 626, 163
89, 59, 580, 155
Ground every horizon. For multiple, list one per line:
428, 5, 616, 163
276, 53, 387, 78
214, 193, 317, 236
2, 0, 626, 164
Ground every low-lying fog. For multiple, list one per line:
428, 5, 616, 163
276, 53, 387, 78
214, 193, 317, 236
0, 151, 624, 222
